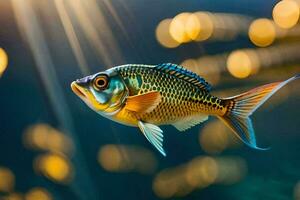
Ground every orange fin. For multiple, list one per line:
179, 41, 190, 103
219, 74, 300, 149
125, 91, 161, 114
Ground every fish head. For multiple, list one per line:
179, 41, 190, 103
71, 69, 128, 115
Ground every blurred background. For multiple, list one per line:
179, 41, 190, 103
0, 0, 300, 199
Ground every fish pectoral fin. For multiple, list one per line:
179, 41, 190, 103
172, 114, 209, 132
125, 91, 161, 114
138, 121, 166, 156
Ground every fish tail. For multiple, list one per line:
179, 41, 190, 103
218, 74, 300, 149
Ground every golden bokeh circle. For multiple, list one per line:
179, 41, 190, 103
248, 18, 276, 47
98, 145, 123, 171
169, 13, 192, 43
273, 0, 300, 29
25, 188, 52, 200
0, 167, 15, 192
35, 154, 73, 183
186, 12, 214, 41
155, 19, 180, 48
227, 50, 260, 78
0, 48, 8, 76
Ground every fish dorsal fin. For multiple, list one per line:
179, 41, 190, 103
172, 114, 209, 131
138, 121, 166, 156
155, 63, 212, 91
125, 91, 161, 114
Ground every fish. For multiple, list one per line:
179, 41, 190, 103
71, 63, 299, 156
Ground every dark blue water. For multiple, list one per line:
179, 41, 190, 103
0, 0, 299, 199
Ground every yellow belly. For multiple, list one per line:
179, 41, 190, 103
111, 99, 226, 126
111, 108, 139, 126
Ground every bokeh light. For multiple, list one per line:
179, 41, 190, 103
153, 165, 189, 198
194, 12, 253, 41
153, 156, 247, 198
0, 48, 8, 76
155, 19, 180, 48
199, 120, 240, 154
34, 153, 73, 184
25, 187, 52, 200
169, 13, 192, 43
0, 167, 15, 193
227, 49, 260, 78
23, 123, 74, 155
156, 12, 253, 47
185, 156, 218, 189
185, 13, 201, 40
213, 157, 247, 185
185, 12, 214, 41
98, 145, 157, 174
98, 144, 128, 172
226, 42, 300, 79
248, 18, 276, 47
273, 0, 300, 29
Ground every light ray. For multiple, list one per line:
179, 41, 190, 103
11, 1, 100, 199
54, 0, 89, 75
102, 0, 129, 40
67, 0, 114, 66
81, 0, 124, 66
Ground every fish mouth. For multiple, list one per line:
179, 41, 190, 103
71, 81, 88, 99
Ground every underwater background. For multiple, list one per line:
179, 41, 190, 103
0, 0, 300, 199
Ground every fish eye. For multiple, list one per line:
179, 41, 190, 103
93, 75, 109, 90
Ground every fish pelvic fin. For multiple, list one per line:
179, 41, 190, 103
218, 74, 300, 149
138, 121, 166, 156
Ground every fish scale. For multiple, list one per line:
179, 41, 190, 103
116, 64, 225, 124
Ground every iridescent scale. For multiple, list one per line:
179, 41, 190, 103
116, 63, 227, 125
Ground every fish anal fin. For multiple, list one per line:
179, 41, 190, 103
138, 121, 166, 156
172, 114, 209, 132
125, 91, 161, 114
